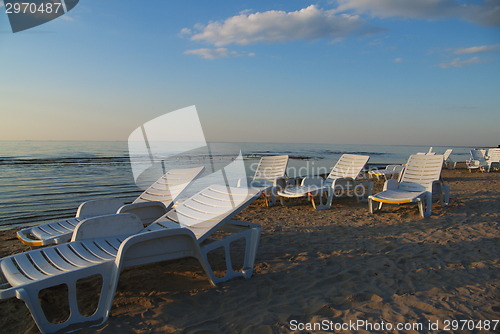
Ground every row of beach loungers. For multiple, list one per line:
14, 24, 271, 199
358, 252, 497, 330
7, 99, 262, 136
1, 148, 498, 333
466, 148, 500, 172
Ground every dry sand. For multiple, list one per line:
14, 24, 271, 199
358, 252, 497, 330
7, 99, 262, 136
0, 167, 498, 333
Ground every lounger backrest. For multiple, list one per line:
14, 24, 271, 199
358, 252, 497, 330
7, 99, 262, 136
470, 149, 486, 161
162, 185, 260, 242
399, 154, 444, 192
487, 148, 500, 162
253, 155, 289, 182
443, 149, 453, 161
133, 166, 204, 205
327, 154, 369, 181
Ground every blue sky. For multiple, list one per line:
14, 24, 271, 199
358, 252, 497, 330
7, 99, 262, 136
1, 0, 499, 146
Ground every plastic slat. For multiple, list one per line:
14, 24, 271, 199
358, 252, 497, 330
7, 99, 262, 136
92, 239, 119, 257
71, 242, 113, 262
42, 248, 79, 271
27, 252, 63, 276
175, 206, 225, 222
56, 220, 76, 231
105, 238, 123, 250
31, 226, 57, 239
207, 186, 251, 197
64, 242, 102, 263
12, 255, 48, 281
189, 196, 239, 209
169, 211, 213, 227
1, 258, 33, 286
183, 202, 234, 215
45, 222, 68, 234
56, 245, 97, 267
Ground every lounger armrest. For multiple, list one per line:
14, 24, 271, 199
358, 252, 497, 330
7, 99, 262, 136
76, 198, 125, 218
383, 179, 399, 191
117, 201, 170, 226
71, 213, 144, 241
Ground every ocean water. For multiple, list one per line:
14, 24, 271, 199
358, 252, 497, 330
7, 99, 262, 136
0, 140, 474, 230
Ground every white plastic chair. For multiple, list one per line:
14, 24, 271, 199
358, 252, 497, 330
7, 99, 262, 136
466, 149, 488, 172
0, 185, 261, 334
248, 155, 288, 206
277, 154, 371, 210
16, 167, 205, 246
368, 154, 449, 217
485, 148, 500, 172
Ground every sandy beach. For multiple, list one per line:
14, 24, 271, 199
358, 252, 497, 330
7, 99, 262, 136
1, 166, 498, 334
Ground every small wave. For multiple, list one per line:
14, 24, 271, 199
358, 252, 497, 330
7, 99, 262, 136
0, 156, 130, 165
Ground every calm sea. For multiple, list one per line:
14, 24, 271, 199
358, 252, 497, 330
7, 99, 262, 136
0, 140, 474, 230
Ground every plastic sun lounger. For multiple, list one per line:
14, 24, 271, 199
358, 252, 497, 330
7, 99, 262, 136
466, 149, 488, 172
277, 154, 371, 210
16, 167, 205, 246
368, 164, 405, 180
485, 148, 500, 172
0, 185, 261, 334
368, 154, 450, 217
248, 155, 289, 206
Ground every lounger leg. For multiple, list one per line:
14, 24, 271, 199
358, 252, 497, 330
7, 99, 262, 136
15, 263, 116, 334
368, 198, 374, 213
417, 198, 425, 217
442, 185, 450, 207
261, 192, 269, 207
308, 192, 317, 210
420, 192, 432, 217
200, 223, 261, 285
316, 189, 333, 210
368, 198, 382, 213
269, 189, 277, 206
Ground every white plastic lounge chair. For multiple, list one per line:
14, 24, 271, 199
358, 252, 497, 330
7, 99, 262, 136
248, 155, 288, 206
466, 149, 488, 172
16, 167, 205, 246
277, 154, 371, 210
0, 185, 261, 334
485, 148, 500, 172
368, 154, 449, 217
368, 165, 405, 180
443, 149, 456, 170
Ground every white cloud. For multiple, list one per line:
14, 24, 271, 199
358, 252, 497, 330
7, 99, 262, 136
438, 56, 483, 68
454, 44, 500, 54
180, 27, 192, 35
184, 48, 255, 60
336, 0, 500, 26
183, 5, 380, 46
